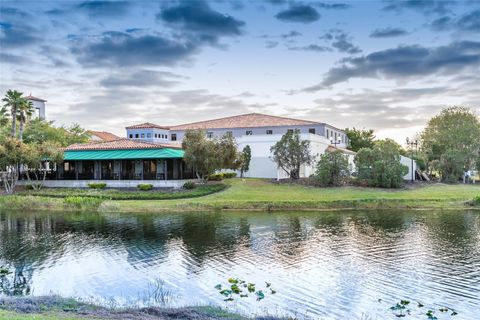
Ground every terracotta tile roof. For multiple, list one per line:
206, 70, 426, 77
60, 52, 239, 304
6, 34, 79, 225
170, 113, 319, 130
87, 130, 120, 142
64, 139, 182, 151
25, 95, 47, 102
125, 122, 170, 130
326, 145, 356, 155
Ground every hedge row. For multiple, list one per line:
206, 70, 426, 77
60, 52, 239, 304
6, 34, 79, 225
18, 183, 227, 200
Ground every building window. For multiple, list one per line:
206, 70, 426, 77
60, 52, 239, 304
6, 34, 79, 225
309, 128, 315, 134
287, 129, 294, 133
266, 129, 273, 135
226, 131, 233, 137
141, 133, 145, 138
135, 133, 139, 138
147, 133, 151, 138
171, 134, 177, 141
326, 130, 329, 139
246, 130, 253, 135
129, 134, 133, 138
207, 132, 213, 138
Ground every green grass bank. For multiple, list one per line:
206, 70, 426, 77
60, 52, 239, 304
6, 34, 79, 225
1, 179, 479, 212
0, 296, 275, 320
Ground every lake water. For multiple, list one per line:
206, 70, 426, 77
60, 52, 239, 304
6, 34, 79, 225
0, 209, 479, 319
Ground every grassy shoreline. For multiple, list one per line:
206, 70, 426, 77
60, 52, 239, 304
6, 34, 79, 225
0, 179, 479, 212
0, 296, 268, 320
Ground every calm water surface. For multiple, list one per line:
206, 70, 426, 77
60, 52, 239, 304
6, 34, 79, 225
0, 210, 479, 319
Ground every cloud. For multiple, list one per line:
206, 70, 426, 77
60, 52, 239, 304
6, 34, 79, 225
100, 70, 186, 88
0, 52, 29, 64
265, 41, 279, 49
370, 27, 408, 38
275, 5, 320, 23
320, 30, 361, 54
281, 30, 302, 38
431, 10, 480, 32
0, 22, 38, 47
288, 44, 332, 52
314, 2, 351, 10
71, 32, 199, 67
157, 1, 245, 40
0, 7, 30, 18
311, 41, 480, 88
383, 0, 455, 15
76, 1, 131, 17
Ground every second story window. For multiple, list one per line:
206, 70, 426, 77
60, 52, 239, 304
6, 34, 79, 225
266, 129, 273, 135
135, 133, 139, 138
147, 133, 151, 138
171, 133, 177, 141
246, 130, 253, 135
129, 134, 133, 138
287, 129, 294, 133
141, 133, 145, 138
309, 128, 315, 134
207, 132, 213, 138
226, 131, 233, 137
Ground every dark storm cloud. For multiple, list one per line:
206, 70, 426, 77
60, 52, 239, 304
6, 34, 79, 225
308, 41, 480, 89
370, 27, 408, 38
157, 1, 245, 39
71, 32, 199, 67
431, 10, 480, 32
0, 22, 38, 47
383, 0, 455, 15
275, 5, 320, 23
100, 70, 186, 88
76, 1, 131, 17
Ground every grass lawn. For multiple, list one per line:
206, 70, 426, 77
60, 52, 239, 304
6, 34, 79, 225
2, 178, 479, 212
111, 178, 480, 212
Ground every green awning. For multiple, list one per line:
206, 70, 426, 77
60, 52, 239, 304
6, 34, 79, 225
64, 148, 184, 161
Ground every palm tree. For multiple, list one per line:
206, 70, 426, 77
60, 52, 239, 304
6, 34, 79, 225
2, 89, 25, 138
0, 106, 9, 127
17, 99, 34, 141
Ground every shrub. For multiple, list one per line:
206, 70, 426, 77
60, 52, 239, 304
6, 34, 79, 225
474, 195, 480, 206
24, 184, 34, 190
137, 184, 154, 191
222, 172, 237, 179
354, 140, 409, 188
208, 173, 224, 181
64, 196, 103, 209
183, 181, 196, 190
314, 150, 350, 186
88, 183, 107, 189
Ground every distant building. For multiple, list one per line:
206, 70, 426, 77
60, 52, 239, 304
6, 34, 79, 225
25, 95, 46, 120
88, 130, 121, 142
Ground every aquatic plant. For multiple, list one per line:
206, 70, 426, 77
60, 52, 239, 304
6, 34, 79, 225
215, 278, 276, 302
388, 299, 458, 319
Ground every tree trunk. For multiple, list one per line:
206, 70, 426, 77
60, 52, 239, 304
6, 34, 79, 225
11, 107, 16, 138
18, 119, 24, 141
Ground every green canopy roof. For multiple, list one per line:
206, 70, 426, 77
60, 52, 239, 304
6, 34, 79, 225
64, 148, 184, 161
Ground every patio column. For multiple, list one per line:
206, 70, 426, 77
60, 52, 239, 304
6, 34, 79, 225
164, 160, 167, 180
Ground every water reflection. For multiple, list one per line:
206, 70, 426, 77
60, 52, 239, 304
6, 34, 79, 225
0, 210, 479, 319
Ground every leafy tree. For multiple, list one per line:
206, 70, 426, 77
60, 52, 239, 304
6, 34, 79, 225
240, 145, 251, 178
23, 119, 90, 147
270, 129, 312, 179
17, 99, 34, 141
0, 106, 8, 127
354, 139, 409, 188
345, 127, 375, 152
24, 142, 63, 190
2, 89, 25, 138
0, 137, 29, 193
182, 130, 239, 182
421, 106, 480, 182
315, 150, 350, 186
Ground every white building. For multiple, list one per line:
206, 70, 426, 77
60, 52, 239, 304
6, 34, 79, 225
26, 95, 46, 120
125, 113, 354, 179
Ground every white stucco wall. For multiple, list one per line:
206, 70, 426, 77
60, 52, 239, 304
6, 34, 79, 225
17, 179, 188, 189
400, 155, 417, 181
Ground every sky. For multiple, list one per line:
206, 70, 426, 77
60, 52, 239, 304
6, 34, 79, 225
1, 0, 479, 144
